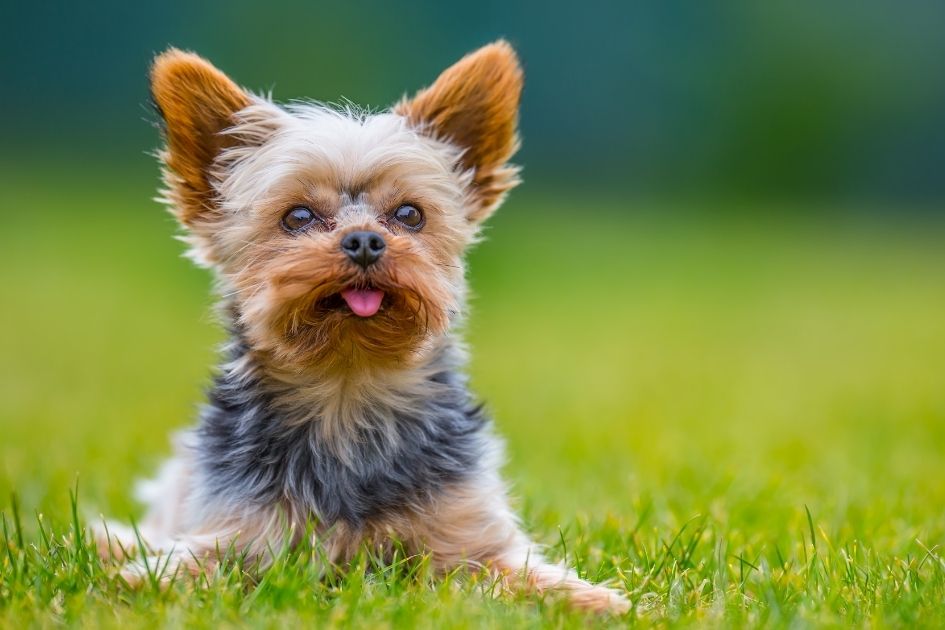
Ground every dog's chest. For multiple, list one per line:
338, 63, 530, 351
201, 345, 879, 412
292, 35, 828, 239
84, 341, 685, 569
195, 365, 486, 526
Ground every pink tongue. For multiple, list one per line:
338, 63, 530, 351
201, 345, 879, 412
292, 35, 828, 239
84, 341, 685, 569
340, 289, 385, 317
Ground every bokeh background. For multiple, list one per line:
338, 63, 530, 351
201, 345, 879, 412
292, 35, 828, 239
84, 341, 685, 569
1, 3, 944, 621
3, 2, 945, 203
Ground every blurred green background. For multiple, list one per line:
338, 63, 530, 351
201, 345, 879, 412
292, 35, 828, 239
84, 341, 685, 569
2, 1, 944, 203
1, 2, 945, 625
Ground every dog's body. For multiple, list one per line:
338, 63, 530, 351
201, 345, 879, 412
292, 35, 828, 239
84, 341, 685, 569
95, 42, 629, 614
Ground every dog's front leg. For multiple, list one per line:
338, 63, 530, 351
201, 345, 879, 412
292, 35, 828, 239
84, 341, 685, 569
106, 503, 297, 588
411, 477, 631, 615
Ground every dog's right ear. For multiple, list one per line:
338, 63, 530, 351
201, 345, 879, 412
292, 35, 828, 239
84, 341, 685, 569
151, 49, 279, 227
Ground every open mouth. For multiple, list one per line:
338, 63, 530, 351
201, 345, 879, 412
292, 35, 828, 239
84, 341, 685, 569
338, 287, 386, 317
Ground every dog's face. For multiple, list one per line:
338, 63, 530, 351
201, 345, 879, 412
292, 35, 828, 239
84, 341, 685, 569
151, 43, 522, 370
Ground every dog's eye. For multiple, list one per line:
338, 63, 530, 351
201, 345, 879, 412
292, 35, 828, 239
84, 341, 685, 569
392, 204, 424, 230
282, 206, 318, 232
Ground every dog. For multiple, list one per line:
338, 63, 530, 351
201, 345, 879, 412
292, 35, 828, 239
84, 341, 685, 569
94, 41, 630, 614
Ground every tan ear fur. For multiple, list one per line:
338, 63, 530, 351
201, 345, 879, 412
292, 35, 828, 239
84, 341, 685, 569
151, 49, 251, 225
396, 40, 523, 221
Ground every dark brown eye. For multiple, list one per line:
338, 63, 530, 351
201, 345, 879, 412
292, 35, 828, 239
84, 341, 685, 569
392, 204, 424, 229
282, 206, 317, 232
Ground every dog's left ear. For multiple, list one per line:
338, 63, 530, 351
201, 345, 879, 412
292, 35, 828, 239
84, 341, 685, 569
396, 40, 523, 223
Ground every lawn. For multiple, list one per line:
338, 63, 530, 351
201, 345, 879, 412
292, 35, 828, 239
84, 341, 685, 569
1, 168, 944, 627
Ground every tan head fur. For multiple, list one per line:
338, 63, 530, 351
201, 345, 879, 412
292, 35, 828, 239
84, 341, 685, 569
150, 42, 523, 373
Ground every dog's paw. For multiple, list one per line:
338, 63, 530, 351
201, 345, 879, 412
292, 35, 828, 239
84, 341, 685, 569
91, 519, 142, 562
569, 584, 631, 615
117, 552, 203, 589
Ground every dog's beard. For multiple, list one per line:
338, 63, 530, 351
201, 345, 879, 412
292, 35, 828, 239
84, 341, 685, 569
237, 249, 456, 371
293, 283, 440, 366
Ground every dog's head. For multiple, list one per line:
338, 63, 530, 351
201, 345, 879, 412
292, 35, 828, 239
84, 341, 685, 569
151, 42, 522, 371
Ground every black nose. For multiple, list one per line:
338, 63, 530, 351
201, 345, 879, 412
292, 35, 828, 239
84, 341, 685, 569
341, 231, 386, 269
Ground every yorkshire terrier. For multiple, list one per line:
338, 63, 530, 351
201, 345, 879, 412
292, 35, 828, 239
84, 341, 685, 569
94, 41, 629, 614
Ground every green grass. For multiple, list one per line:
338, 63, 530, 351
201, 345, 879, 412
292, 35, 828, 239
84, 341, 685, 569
2, 170, 945, 627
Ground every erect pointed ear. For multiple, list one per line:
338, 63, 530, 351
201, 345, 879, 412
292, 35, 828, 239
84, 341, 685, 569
396, 40, 523, 223
151, 49, 265, 226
